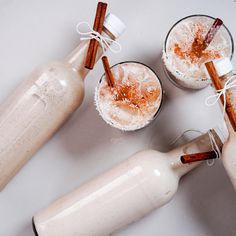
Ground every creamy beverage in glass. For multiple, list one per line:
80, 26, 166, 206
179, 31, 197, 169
33, 127, 224, 236
163, 15, 234, 90
0, 13, 125, 191
95, 62, 163, 131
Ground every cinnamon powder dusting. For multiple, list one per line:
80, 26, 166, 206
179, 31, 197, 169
173, 23, 221, 63
101, 76, 160, 114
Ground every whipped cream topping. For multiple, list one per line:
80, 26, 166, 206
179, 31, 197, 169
95, 62, 162, 131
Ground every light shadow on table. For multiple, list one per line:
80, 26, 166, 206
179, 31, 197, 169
142, 52, 201, 152
58, 89, 142, 158
18, 222, 34, 236
181, 162, 236, 236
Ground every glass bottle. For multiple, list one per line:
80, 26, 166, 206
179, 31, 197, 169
33, 127, 223, 236
207, 57, 236, 191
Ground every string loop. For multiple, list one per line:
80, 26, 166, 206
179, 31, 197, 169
76, 21, 122, 54
206, 130, 221, 166
169, 129, 203, 146
205, 75, 236, 118
170, 129, 221, 167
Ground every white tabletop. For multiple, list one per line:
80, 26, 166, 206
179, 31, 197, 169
0, 0, 236, 235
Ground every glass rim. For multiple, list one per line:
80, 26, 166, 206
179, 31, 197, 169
97, 60, 164, 126
163, 14, 234, 59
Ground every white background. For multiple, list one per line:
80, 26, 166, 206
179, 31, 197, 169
0, 0, 236, 235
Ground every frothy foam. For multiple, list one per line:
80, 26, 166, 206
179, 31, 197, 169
95, 62, 162, 131
163, 16, 233, 89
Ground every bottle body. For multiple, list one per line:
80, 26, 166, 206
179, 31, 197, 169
0, 23, 119, 190
34, 150, 178, 236
33, 131, 216, 236
0, 61, 84, 190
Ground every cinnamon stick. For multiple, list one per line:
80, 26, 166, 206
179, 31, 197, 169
181, 151, 218, 164
192, 18, 223, 57
203, 18, 223, 50
102, 56, 115, 87
85, 2, 107, 70
205, 61, 236, 131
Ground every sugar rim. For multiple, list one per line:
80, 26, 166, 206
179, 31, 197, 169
95, 61, 164, 131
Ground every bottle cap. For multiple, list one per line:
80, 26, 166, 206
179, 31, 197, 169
212, 57, 233, 77
104, 13, 126, 38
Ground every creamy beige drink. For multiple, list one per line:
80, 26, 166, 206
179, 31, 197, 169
33, 128, 223, 236
95, 62, 163, 131
163, 15, 234, 89
0, 13, 125, 191
0, 62, 84, 190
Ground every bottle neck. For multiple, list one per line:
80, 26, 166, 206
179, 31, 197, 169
167, 129, 223, 178
65, 27, 115, 79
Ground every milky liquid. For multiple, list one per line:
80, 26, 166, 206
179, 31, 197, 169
95, 62, 163, 131
163, 15, 233, 89
0, 62, 84, 190
33, 150, 178, 236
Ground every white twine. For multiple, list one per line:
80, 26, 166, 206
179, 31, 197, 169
170, 129, 203, 146
76, 21, 122, 54
206, 130, 221, 166
205, 75, 236, 119
170, 129, 221, 166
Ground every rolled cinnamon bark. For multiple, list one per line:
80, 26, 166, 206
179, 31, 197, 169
85, 2, 107, 70
181, 151, 217, 164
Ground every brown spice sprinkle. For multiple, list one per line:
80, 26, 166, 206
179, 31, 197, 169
173, 23, 221, 64
101, 75, 160, 113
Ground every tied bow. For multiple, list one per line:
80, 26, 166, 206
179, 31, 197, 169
76, 22, 122, 54
205, 75, 236, 118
